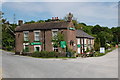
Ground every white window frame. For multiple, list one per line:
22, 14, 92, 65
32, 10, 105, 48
53, 46, 58, 52
34, 45, 41, 52
34, 30, 40, 41
23, 43, 29, 49
77, 47, 81, 54
52, 29, 58, 38
23, 31, 29, 41
77, 38, 80, 44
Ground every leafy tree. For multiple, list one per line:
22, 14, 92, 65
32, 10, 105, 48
24, 20, 35, 24
52, 32, 64, 47
45, 19, 52, 22
2, 12, 16, 51
111, 27, 120, 44
94, 37, 100, 51
91, 25, 102, 34
37, 20, 44, 23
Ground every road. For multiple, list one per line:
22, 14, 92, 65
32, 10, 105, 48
1, 48, 118, 78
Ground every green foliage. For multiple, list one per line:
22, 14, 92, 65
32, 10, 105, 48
52, 32, 64, 47
86, 47, 90, 53
91, 25, 102, 34
66, 48, 76, 57
95, 53, 105, 57
24, 20, 35, 24
94, 37, 100, 51
31, 51, 67, 58
37, 20, 45, 23
2, 18, 16, 51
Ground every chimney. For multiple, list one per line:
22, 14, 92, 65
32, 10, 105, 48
67, 12, 73, 22
55, 17, 58, 20
52, 17, 55, 20
18, 20, 23, 26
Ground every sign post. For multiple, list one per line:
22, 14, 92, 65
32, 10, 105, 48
100, 47, 105, 53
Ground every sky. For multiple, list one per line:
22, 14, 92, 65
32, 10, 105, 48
2, 2, 119, 28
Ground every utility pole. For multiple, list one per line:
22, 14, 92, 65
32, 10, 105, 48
13, 13, 16, 25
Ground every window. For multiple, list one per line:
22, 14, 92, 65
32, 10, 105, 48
77, 38, 80, 44
34, 31, 40, 41
24, 31, 29, 41
53, 46, 58, 52
52, 29, 58, 38
23, 45, 29, 52
34, 45, 41, 52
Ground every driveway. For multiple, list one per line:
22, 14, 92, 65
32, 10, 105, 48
1, 48, 118, 78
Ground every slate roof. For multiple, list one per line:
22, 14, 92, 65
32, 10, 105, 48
15, 21, 94, 39
15, 21, 70, 32
76, 30, 94, 39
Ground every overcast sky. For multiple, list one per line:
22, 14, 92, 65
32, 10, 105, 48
2, 2, 118, 28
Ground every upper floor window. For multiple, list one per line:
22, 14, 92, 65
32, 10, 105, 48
34, 31, 40, 41
24, 31, 29, 41
52, 29, 58, 38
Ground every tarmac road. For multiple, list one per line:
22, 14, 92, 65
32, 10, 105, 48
1, 48, 118, 78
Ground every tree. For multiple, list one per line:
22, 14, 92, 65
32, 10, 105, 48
37, 20, 44, 23
24, 20, 35, 24
94, 37, 100, 51
111, 27, 120, 44
2, 12, 16, 51
52, 32, 64, 47
91, 25, 102, 34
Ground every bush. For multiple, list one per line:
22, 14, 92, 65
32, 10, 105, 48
66, 48, 76, 57
31, 51, 41, 57
95, 53, 105, 57
6, 46, 14, 51
31, 51, 58, 58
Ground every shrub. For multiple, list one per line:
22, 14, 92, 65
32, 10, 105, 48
66, 48, 76, 57
6, 46, 13, 51
31, 51, 41, 57
96, 53, 105, 57
31, 51, 57, 58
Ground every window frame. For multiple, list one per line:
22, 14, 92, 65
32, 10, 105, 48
34, 30, 41, 41
23, 31, 29, 41
52, 29, 58, 38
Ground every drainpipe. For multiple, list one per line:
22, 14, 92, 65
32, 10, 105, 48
43, 30, 45, 51
83, 34, 85, 54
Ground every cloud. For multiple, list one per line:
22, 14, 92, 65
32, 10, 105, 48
2, 0, 120, 2
2, 2, 118, 27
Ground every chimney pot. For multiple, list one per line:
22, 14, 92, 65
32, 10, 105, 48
18, 20, 23, 26
52, 17, 55, 20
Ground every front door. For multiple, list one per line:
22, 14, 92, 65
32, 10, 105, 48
34, 45, 41, 52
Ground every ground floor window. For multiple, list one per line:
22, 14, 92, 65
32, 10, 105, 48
23, 43, 29, 52
77, 47, 81, 54
34, 45, 41, 52
53, 46, 58, 52
23, 45, 29, 52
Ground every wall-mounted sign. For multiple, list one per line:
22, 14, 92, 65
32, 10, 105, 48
30, 42, 42, 45
100, 47, 105, 53
69, 27, 75, 30
60, 41, 66, 48
77, 44, 81, 47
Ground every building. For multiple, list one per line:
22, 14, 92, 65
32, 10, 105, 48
76, 30, 94, 54
15, 13, 94, 54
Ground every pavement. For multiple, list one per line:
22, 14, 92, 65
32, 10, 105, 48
0, 50, 2, 79
1, 48, 118, 78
